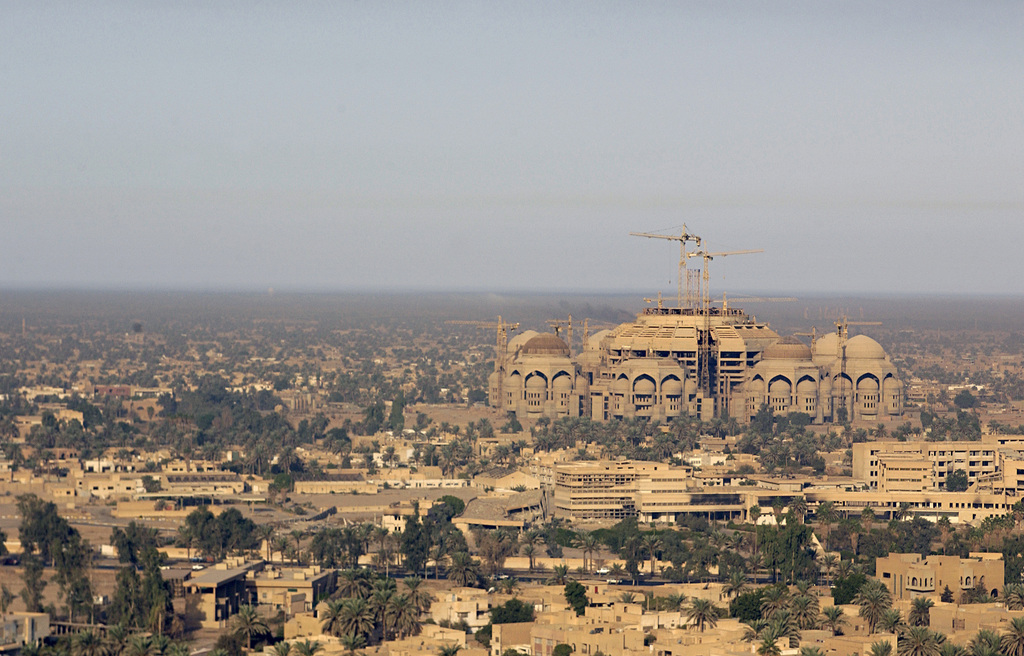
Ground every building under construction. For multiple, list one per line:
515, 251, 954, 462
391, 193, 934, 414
487, 228, 903, 425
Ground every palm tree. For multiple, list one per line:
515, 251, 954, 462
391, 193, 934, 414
437, 645, 461, 656
724, 571, 747, 599
389, 594, 420, 639
767, 610, 801, 649
800, 648, 826, 656
1001, 617, 1024, 656
403, 577, 433, 615
338, 598, 375, 640
758, 636, 781, 656
338, 569, 372, 600
686, 598, 719, 633
968, 630, 1001, 656
371, 585, 396, 641
293, 640, 322, 656
321, 599, 348, 637
760, 585, 792, 620
258, 524, 275, 562
665, 593, 688, 611
124, 636, 155, 656
576, 531, 600, 573
642, 534, 663, 575
790, 595, 819, 630
618, 592, 637, 604
855, 580, 892, 634
1005, 584, 1024, 611
231, 604, 269, 650
909, 597, 934, 628
105, 625, 130, 656
901, 627, 943, 656
869, 641, 893, 656
72, 631, 111, 656
939, 643, 966, 656
820, 606, 848, 636
340, 635, 365, 656
547, 564, 569, 586
521, 544, 537, 572
877, 609, 904, 635
448, 552, 479, 588
272, 643, 292, 656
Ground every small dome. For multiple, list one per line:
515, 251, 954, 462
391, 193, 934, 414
763, 336, 812, 361
813, 333, 840, 360
662, 377, 683, 396
522, 333, 570, 356
633, 377, 656, 395
525, 374, 547, 389
845, 335, 886, 360
552, 373, 573, 390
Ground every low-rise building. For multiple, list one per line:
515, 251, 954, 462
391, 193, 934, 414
875, 552, 1004, 601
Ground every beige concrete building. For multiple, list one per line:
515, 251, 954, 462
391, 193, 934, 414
490, 303, 902, 424
853, 441, 998, 491
875, 552, 1004, 601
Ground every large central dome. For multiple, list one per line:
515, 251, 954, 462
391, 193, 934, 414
521, 333, 570, 356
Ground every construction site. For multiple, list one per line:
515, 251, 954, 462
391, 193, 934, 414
487, 228, 904, 424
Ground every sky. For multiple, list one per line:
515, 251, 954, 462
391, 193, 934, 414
2, 2, 1023, 296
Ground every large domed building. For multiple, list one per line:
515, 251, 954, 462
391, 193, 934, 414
489, 308, 903, 424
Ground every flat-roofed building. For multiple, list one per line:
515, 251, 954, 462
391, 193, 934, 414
875, 552, 1004, 601
553, 461, 667, 521
853, 442, 998, 490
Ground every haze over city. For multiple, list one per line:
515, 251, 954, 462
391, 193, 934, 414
3, 2, 1023, 294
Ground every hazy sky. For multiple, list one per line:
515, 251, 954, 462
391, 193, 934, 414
2, 2, 1022, 296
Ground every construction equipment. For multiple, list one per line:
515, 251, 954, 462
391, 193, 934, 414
446, 316, 520, 404
630, 226, 703, 308
687, 247, 763, 400
546, 315, 573, 355
831, 316, 883, 420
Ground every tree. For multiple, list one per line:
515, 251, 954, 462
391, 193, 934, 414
564, 581, 588, 616
901, 626, 942, 656
293, 640, 323, 656
1002, 617, 1024, 656
855, 580, 892, 634
401, 513, 429, 577
438, 645, 461, 656
820, 606, 847, 636
20, 554, 46, 613
869, 642, 893, 656
909, 597, 934, 628
946, 469, 969, 492
448, 552, 480, 587
954, 390, 977, 409
72, 630, 110, 656
686, 598, 719, 633
546, 564, 569, 586
553, 646, 573, 656
403, 577, 433, 615
340, 634, 366, 656
231, 605, 269, 650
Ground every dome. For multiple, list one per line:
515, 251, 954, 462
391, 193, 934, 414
507, 330, 538, 353
633, 377, 656, 395
552, 373, 573, 390
525, 374, 547, 389
763, 336, 812, 361
587, 329, 612, 350
845, 335, 886, 360
522, 333, 570, 356
813, 333, 840, 360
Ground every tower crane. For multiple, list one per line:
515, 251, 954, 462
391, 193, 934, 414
546, 314, 573, 356
686, 247, 763, 406
630, 226, 703, 308
831, 315, 883, 421
446, 316, 520, 404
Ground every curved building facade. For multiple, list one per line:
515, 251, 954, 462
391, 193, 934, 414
489, 305, 903, 424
